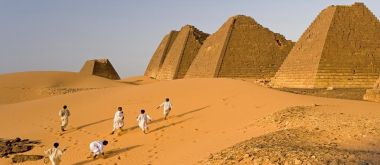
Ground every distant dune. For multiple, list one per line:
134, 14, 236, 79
0, 71, 125, 104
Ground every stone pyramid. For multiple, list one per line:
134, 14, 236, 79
185, 15, 294, 79
272, 3, 380, 88
80, 59, 120, 80
156, 25, 209, 80
363, 76, 380, 102
144, 31, 179, 78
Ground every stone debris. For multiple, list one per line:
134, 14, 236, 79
201, 106, 380, 164
11, 155, 44, 163
0, 138, 40, 158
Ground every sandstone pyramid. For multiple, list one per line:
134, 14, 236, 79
156, 25, 209, 80
80, 59, 120, 80
363, 76, 380, 102
272, 3, 380, 88
185, 15, 294, 79
144, 31, 179, 78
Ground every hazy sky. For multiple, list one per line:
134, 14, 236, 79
1, 0, 379, 78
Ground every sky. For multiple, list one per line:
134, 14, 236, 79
0, 0, 379, 78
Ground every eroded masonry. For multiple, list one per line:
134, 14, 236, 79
272, 3, 380, 88
80, 59, 120, 80
185, 15, 294, 79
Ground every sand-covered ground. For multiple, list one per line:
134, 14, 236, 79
0, 73, 379, 164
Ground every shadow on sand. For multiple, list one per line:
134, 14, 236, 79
72, 145, 142, 165
61, 118, 113, 135
149, 118, 191, 133
120, 106, 209, 134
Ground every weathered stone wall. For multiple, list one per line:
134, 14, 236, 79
176, 27, 208, 79
144, 31, 178, 78
156, 25, 208, 80
272, 3, 380, 88
186, 15, 293, 79
363, 76, 380, 102
314, 3, 380, 88
272, 6, 337, 88
80, 59, 120, 80
185, 18, 235, 78
80, 60, 96, 75
217, 16, 294, 79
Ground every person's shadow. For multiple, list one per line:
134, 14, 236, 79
72, 145, 142, 165
119, 106, 210, 135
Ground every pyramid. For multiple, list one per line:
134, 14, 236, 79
156, 25, 209, 80
144, 31, 179, 78
272, 3, 380, 88
363, 76, 380, 102
79, 59, 120, 80
185, 15, 294, 79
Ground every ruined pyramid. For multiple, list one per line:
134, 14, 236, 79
363, 76, 380, 102
272, 3, 380, 88
185, 15, 294, 79
145, 31, 179, 79
156, 25, 209, 80
80, 59, 121, 80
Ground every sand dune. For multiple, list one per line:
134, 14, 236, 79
0, 71, 126, 104
0, 77, 379, 164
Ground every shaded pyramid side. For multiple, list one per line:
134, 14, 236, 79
156, 25, 209, 80
273, 3, 380, 88
363, 75, 380, 102
271, 6, 337, 88
80, 59, 121, 80
216, 15, 294, 78
185, 17, 235, 78
144, 31, 179, 78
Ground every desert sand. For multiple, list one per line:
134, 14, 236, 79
0, 75, 379, 164
0, 71, 125, 104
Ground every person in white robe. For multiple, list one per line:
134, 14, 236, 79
44, 142, 63, 165
156, 98, 172, 120
88, 140, 108, 159
58, 105, 70, 132
136, 109, 152, 134
111, 107, 124, 135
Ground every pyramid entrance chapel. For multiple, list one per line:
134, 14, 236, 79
80, 59, 121, 80
185, 15, 294, 79
272, 3, 380, 88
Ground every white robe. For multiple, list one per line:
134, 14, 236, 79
137, 114, 151, 131
89, 140, 104, 155
159, 101, 172, 115
59, 109, 70, 127
45, 148, 63, 165
113, 110, 124, 131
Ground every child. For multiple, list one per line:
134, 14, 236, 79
111, 107, 124, 135
156, 98, 172, 120
44, 142, 63, 165
136, 109, 152, 134
88, 140, 108, 159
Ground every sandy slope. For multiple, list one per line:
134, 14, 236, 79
0, 78, 379, 164
0, 71, 126, 104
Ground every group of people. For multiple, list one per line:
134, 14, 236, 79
44, 98, 173, 165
